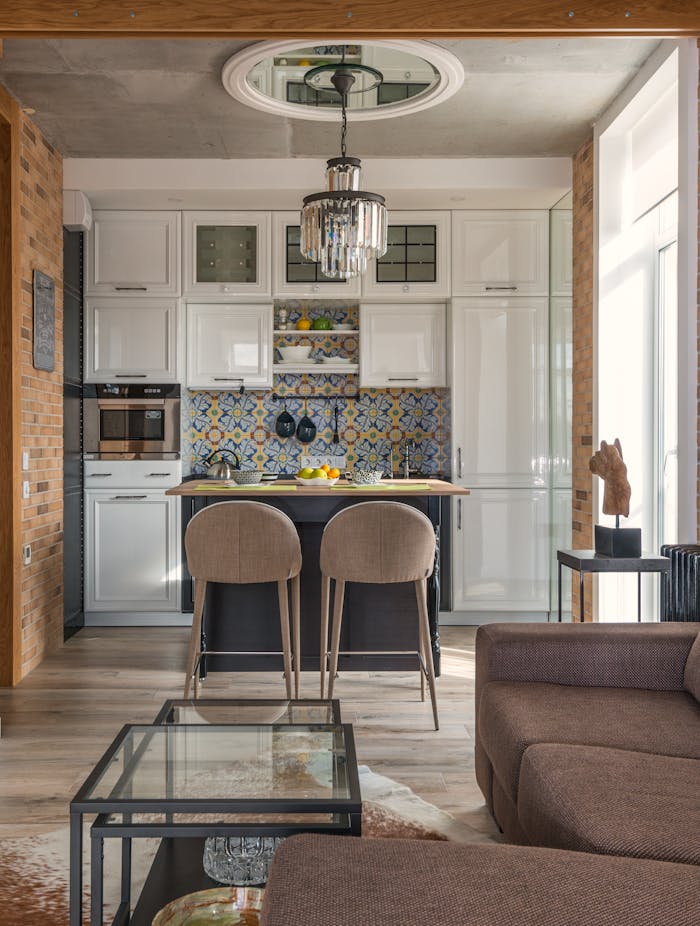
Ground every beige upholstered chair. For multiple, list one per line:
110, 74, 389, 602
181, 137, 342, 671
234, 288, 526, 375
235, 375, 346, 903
319, 501, 439, 729
184, 501, 302, 699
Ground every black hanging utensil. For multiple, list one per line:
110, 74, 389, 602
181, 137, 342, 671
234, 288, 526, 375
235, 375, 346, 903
275, 403, 296, 438
296, 399, 317, 443
332, 402, 340, 444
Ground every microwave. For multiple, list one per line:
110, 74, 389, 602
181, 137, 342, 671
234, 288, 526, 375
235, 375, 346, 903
83, 384, 180, 459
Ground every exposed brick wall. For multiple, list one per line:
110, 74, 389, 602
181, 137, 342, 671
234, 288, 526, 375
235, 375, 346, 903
571, 136, 595, 621
17, 115, 63, 676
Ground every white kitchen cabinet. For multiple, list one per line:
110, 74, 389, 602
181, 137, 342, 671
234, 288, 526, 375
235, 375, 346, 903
550, 296, 573, 487
452, 488, 550, 611
550, 209, 574, 297
362, 211, 451, 299
187, 303, 273, 390
85, 490, 180, 611
272, 212, 361, 298
84, 298, 180, 383
86, 211, 181, 297
550, 488, 573, 614
360, 303, 446, 388
451, 298, 549, 487
451, 210, 548, 297
183, 211, 271, 297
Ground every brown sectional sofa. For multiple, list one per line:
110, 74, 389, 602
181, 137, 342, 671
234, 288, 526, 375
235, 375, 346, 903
475, 622, 700, 863
261, 623, 700, 925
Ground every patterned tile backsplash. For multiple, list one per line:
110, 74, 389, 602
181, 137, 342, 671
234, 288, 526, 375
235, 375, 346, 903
182, 300, 450, 476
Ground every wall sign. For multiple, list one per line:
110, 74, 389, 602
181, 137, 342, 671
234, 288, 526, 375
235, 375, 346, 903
33, 269, 55, 372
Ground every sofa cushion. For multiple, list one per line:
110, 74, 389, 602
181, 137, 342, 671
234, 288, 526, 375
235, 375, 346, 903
684, 632, 700, 702
261, 834, 700, 926
479, 681, 700, 802
518, 744, 700, 865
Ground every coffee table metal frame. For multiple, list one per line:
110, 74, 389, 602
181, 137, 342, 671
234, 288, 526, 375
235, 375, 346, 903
69, 710, 360, 926
152, 697, 342, 725
557, 549, 671, 623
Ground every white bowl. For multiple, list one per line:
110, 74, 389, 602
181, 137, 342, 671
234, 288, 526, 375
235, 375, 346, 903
294, 476, 339, 486
278, 345, 312, 362
333, 323, 354, 331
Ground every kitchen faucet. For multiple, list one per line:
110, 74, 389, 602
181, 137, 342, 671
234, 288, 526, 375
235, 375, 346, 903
402, 439, 416, 479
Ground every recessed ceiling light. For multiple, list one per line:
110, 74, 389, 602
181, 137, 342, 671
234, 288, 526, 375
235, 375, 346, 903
167, 197, 184, 203
222, 40, 464, 123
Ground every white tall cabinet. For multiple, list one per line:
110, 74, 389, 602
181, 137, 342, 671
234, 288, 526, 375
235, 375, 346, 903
450, 209, 552, 615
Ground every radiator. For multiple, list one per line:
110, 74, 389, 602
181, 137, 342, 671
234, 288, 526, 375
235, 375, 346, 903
660, 544, 700, 622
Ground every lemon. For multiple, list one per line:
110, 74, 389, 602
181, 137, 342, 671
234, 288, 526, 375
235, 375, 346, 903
296, 317, 312, 330
311, 468, 328, 479
298, 467, 314, 479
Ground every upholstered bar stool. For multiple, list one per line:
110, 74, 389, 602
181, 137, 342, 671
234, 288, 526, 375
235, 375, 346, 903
184, 501, 302, 699
319, 501, 439, 729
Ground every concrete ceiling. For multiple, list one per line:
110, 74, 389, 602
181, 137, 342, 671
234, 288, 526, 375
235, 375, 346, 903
0, 38, 660, 158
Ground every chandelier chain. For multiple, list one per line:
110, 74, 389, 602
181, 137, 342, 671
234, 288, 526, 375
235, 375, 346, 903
340, 95, 347, 158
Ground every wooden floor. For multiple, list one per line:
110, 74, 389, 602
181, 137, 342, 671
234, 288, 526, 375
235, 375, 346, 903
0, 625, 499, 840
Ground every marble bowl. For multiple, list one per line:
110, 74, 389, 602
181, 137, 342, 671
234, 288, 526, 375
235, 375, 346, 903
152, 886, 264, 926
278, 345, 312, 363
230, 471, 264, 485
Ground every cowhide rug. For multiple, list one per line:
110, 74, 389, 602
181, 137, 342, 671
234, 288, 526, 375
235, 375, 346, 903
0, 766, 492, 925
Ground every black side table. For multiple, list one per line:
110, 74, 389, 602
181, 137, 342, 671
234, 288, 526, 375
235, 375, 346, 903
557, 549, 670, 623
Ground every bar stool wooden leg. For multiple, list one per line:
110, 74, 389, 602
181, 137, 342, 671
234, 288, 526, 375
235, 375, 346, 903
419, 634, 426, 703
291, 572, 301, 699
415, 578, 439, 730
184, 579, 207, 699
327, 579, 345, 700
320, 574, 331, 698
277, 580, 293, 699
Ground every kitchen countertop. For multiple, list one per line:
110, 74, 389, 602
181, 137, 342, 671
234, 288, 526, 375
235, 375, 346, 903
166, 478, 469, 497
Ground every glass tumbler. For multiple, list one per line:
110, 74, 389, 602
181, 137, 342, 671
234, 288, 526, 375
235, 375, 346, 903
203, 836, 285, 886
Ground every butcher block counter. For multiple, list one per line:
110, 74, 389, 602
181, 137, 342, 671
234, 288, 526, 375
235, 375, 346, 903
167, 478, 469, 680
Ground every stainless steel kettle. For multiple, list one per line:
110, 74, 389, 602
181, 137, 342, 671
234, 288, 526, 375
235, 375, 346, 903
205, 450, 240, 479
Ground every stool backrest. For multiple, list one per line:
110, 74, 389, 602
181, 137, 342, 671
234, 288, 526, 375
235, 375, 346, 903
320, 501, 436, 584
185, 501, 302, 584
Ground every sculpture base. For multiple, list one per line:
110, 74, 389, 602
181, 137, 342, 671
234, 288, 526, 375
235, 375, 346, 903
594, 524, 642, 558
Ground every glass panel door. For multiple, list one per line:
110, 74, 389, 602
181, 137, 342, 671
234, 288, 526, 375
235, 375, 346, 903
657, 239, 678, 545
196, 225, 257, 284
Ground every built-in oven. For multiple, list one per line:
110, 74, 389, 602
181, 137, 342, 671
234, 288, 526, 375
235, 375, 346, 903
83, 383, 180, 459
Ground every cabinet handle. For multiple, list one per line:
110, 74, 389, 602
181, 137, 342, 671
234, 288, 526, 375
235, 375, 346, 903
458, 498, 462, 530
485, 285, 518, 291
114, 373, 147, 378
457, 446, 463, 477
114, 286, 148, 291
213, 377, 244, 382
387, 377, 419, 382
146, 472, 171, 477
111, 495, 148, 500
89, 473, 113, 478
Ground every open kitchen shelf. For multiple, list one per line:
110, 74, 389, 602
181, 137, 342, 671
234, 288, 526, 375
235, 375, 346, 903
273, 362, 359, 374
273, 329, 358, 336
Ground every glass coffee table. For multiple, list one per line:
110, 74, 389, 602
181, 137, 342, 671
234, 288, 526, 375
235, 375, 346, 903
69, 700, 359, 926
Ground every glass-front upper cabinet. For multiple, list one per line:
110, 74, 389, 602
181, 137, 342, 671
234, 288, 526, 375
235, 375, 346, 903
183, 211, 271, 297
271, 212, 361, 297
362, 211, 450, 299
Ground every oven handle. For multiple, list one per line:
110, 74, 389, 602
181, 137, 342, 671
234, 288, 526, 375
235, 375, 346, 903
96, 399, 166, 408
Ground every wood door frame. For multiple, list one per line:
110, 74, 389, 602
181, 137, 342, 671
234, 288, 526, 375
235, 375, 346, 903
0, 1, 698, 39
0, 86, 22, 687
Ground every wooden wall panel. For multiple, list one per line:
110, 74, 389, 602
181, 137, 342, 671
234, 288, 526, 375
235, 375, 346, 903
0, 0, 698, 38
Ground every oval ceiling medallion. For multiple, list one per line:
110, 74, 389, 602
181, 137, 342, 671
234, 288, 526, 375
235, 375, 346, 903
222, 40, 464, 122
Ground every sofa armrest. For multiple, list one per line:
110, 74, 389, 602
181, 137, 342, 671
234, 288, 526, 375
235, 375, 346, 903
475, 622, 698, 704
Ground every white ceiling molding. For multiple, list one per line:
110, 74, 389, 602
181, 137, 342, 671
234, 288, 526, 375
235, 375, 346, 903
221, 39, 465, 122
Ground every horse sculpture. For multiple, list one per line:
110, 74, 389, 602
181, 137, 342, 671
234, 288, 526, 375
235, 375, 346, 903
589, 438, 631, 519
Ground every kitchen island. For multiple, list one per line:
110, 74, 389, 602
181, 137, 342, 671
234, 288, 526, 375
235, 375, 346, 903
167, 479, 468, 680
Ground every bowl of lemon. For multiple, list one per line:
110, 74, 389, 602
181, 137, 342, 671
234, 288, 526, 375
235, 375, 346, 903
295, 464, 341, 486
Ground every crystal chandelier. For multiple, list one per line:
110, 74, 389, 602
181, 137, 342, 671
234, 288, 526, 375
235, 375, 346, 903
300, 55, 388, 279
